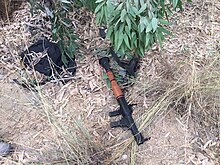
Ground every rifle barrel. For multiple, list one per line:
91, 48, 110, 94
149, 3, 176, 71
99, 57, 149, 145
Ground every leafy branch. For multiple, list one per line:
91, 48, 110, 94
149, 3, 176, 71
28, 0, 77, 64
95, 0, 186, 57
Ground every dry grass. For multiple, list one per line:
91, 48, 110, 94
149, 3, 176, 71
0, 0, 219, 164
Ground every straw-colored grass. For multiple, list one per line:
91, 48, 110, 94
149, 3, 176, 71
0, 0, 219, 164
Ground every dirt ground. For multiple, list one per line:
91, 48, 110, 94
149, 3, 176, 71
0, 77, 191, 164
0, 0, 219, 164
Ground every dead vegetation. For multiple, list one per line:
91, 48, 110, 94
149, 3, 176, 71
0, 0, 23, 21
0, 0, 219, 164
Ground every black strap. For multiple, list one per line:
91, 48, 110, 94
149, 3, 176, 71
109, 47, 139, 76
99, 27, 139, 77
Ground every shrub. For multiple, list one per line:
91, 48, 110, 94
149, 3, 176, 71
28, 0, 191, 63
95, 0, 190, 57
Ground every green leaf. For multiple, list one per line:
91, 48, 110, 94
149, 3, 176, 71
145, 34, 150, 47
114, 30, 119, 48
131, 32, 137, 48
95, 2, 104, 13
95, 12, 101, 24
173, 0, 179, 9
104, 5, 108, 22
121, 42, 125, 54
106, 26, 114, 38
134, 0, 139, 9
138, 3, 147, 14
126, 1, 131, 11
99, 6, 104, 24
116, 3, 123, 11
146, 23, 152, 33
151, 17, 158, 32
139, 23, 145, 33
157, 27, 171, 35
139, 31, 145, 42
120, 9, 127, 22
125, 26, 131, 39
156, 30, 163, 48
123, 33, 131, 50
139, 17, 148, 32
110, 29, 114, 42
126, 16, 131, 30
139, 0, 145, 6
114, 18, 121, 31
68, 42, 75, 58
131, 6, 138, 15
119, 23, 125, 33
116, 32, 124, 51
139, 45, 144, 57
140, 16, 147, 25
159, 19, 170, 25
106, 0, 113, 13
129, 7, 136, 17
177, 0, 183, 10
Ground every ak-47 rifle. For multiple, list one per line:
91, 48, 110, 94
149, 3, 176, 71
99, 57, 150, 145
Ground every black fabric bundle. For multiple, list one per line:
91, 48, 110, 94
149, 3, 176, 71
20, 39, 76, 77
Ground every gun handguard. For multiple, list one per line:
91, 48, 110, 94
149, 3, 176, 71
99, 57, 149, 145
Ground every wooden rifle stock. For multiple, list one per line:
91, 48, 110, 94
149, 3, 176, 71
99, 57, 150, 145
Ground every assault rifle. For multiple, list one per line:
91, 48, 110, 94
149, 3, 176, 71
99, 57, 150, 145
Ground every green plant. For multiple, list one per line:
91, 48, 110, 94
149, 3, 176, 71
28, 0, 99, 64
95, 0, 190, 57
28, 0, 77, 64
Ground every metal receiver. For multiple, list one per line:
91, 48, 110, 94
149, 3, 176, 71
99, 57, 150, 145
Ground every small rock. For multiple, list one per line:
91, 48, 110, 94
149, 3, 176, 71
0, 142, 11, 156
121, 154, 128, 160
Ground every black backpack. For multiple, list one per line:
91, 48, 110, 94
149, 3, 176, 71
20, 39, 76, 77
